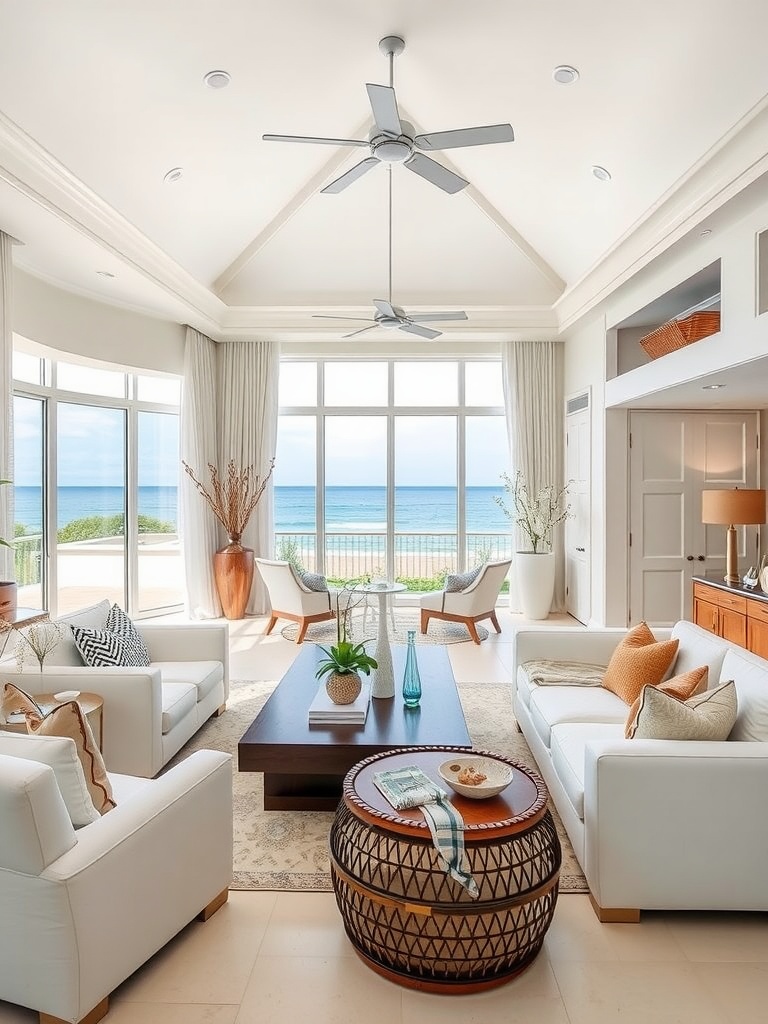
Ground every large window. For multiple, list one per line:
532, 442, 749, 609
277, 359, 510, 591
12, 348, 182, 617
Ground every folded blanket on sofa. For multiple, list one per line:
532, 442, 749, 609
522, 659, 606, 685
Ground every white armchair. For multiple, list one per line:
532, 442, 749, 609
256, 558, 336, 642
0, 740, 232, 1024
0, 600, 229, 778
419, 558, 512, 643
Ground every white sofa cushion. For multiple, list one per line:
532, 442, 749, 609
0, 754, 77, 873
156, 661, 224, 703
671, 620, 731, 683
720, 648, 768, 741
161, 683, 197, 734
528, 685, 628, 747
46, 599, 111, 666
550, 722, 625, 819
0, 732, 101, 826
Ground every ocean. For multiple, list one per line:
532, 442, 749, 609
14, 485, 509, 534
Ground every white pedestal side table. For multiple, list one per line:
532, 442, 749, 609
360, 582, 406, 699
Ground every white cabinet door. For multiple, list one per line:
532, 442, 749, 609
628, 411, 759, 627
565, 394, 591, 625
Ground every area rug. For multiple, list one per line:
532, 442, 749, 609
282, 607, 489, 645
169, 677, 588, 894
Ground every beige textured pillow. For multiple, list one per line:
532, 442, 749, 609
627, 680, 737, 740
602, 622, 679, 705
3, 682, 115, 814
624, 666, 708, 738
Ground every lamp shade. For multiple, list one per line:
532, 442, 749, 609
701, 488, 766, 525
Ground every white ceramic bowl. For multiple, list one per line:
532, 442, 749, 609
438, 755, 513, 800
53, 690, 80, 702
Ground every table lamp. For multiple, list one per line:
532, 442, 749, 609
701, 488, 766, 585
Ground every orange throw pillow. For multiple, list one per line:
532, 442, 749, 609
602, 622, 679, 705
3, 682, 115, 814
624, 665, 708, 737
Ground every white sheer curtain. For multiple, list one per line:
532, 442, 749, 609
217, 341, 279, 614
501, 340, 565, 610
180, 328, 221, 618
0, 232, 14, 582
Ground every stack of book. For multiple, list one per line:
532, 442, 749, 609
308, 682, 371, 725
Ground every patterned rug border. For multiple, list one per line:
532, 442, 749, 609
281, 610, 489, 646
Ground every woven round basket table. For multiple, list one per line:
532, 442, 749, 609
329, 745, 561, 994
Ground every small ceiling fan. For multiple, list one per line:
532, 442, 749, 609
263, 35, 514, 195
312, 168, 469, 340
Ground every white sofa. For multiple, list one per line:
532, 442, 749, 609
1, 600, 229, 777
0, 736, 232, 1024
513, 620, 768, 920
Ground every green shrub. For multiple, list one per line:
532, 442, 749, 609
57, 514, 174, 543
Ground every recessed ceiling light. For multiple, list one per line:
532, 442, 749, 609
95, 270, 115, 278
553, 65, 579, 85
592, 165, 612, 181
204, 70, 231, 89
163, 167, 183, 184
700, 228, 712, 238
702, 383, 726, 390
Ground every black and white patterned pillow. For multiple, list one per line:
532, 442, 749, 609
299, 570, 329, 592
444, 563, 484, 593
105, 604, 151, 666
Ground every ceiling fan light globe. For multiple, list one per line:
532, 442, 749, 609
373, 137, 412, 163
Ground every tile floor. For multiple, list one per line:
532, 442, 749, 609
3, 610, 767, 1024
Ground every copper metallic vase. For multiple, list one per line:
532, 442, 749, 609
213, 535, 254, 620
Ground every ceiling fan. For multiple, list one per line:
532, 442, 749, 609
263, 35, 514, 195
311, 168, 469, 340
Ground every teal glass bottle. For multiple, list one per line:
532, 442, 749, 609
402, 630, 422, 708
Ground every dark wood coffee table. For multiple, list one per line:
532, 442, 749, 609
238, 643, 472, 810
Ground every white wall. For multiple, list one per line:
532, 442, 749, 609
13, 272, 185, 373
563, 183, 768, 627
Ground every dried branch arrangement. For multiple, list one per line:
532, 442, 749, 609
183, 458, 275, 540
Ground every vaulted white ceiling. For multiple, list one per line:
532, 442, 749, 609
1, 1, 767, 343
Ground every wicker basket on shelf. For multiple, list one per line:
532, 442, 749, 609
639, 310, 721, 360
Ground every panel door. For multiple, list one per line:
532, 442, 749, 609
565, 397, 591, 625
629, 411, 758, 627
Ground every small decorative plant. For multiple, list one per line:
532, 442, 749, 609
315, 588, 378, 682
182, 458, 275, 544
495, 470, 572, 553
8, 620, 65, 671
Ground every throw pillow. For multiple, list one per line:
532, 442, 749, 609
624, 665, 708, 738
105, 603, 151, 666
445, 564, 484, 593
601, 622, 679, 705
299, 570, 329, 593
2, 682, 115, 814
626, 679, 737, 741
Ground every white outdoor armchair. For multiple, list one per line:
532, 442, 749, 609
419, 558, 512, 643
256, 558, 336, 642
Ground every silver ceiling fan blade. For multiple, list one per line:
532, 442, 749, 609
263, 133, 368, 147
373, 298, 397, 319
404, 153, 468, 194
409, 311, 469, 322
366, 84, 402, 136
343, 325, 379, 339
399, 322, 442, 340
414, 123, 515, 151
312, 315, 377, 322
321, 157, 380, 194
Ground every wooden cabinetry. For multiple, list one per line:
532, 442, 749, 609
692, 578, 768, 653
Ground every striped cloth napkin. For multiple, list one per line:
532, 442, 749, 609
373, 764, 479, 899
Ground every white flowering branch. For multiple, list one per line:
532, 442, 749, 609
12, 621, 65, 671
495, 470, 572, 553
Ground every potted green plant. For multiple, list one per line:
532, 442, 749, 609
0, 478, 17, 621
315, 589, 377, 705
495, 470, 571, 619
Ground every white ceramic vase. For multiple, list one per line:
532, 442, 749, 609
515, 551, 556, 620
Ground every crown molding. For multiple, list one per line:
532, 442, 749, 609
555, 96, 768, 331
0, 110, 226, 333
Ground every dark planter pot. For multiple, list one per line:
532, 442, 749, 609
213, 542, 254, 620
0, 580, 18, 621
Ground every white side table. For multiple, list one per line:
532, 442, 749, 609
360, 582, 406, 699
